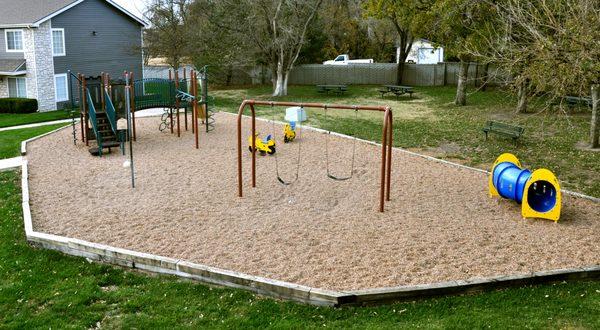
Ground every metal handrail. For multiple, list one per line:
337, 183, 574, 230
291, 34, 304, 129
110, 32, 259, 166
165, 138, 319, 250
103, 88, 118, 135
86, 90, 103, 152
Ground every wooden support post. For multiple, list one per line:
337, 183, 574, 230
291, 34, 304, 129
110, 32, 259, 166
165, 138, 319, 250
82, 75, 89, 146
193, 70, 199, 149
100, 72, 106, 112
78, 73, 85, 143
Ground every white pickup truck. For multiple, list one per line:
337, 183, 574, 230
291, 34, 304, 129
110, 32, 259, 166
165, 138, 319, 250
323, 54, 374, 65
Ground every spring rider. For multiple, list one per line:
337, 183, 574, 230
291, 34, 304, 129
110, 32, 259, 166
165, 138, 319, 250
248, 133, 276, 155
283, 107, 307, 143
489, 153, 561, 222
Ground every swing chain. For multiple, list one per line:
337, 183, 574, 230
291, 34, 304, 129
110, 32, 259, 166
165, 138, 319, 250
272, 103, 302, 185
325, 106, 358, 181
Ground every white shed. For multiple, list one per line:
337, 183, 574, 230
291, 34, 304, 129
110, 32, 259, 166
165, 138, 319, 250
397, 39, 444, 64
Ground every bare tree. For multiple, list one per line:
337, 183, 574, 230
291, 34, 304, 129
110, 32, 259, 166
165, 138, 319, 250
260, 0, 324, 96
469, 0, 599, 145
207, 0, 323, 96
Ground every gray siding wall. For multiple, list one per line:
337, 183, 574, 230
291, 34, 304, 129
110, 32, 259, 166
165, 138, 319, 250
52, 0, 142, 80
0, 28, 25, 60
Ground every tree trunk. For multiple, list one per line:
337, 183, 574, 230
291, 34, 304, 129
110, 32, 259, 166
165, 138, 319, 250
590, 84, 599, 148
515, 79, 528, 113
454, 61, 469, 106
481, 63, 490, 91
270, 64, 278, 92
396, 63, 405, 85
283, 71, 289, 95
273, 60, 287, 97
225, 66, 233, 86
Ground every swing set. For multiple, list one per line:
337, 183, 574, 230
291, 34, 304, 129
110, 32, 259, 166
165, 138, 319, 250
237, 100, 393, 212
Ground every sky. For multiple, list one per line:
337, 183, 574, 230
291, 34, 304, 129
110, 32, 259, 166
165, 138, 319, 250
113, 0, 147, 20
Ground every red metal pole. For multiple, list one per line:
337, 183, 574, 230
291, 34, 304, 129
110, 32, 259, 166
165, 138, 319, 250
249, 104, 256, 188
237, 101, 248, 197
380, 109, 389, 212
386, 110, 393, 202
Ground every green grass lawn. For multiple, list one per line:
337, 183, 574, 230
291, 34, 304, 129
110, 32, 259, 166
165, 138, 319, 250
0, 124, 69, 159
212, 85, 600, 197
0, 110, 75, 128
0, 171, 598, 328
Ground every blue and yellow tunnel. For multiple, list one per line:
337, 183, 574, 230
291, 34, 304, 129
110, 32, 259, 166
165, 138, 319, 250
489, 153, 561, 222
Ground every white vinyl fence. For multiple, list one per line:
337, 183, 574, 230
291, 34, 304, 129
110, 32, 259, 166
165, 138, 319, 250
144, 62, 506, 87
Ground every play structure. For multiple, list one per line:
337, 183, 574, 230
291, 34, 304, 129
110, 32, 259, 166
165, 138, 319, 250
489, 153, 562, 222
237, 100, 393, 212
71, 66, 214, 155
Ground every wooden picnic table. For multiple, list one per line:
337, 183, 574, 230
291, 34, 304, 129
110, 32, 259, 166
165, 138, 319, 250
316, 84, 348, 95
379, 85, 414, 98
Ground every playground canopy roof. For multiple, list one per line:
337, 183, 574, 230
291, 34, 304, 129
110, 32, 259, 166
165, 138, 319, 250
0, 0, 148, 28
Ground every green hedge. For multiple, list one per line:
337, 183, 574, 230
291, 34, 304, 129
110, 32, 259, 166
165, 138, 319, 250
0, 98, 38, 114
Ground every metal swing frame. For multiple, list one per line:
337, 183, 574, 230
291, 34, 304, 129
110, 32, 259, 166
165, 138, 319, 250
236, 100, 393, 212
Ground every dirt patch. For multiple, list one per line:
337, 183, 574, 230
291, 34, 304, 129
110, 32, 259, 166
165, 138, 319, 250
26, 112, 600, 291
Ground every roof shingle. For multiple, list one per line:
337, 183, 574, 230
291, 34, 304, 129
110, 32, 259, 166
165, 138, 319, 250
0, 0, 79, 27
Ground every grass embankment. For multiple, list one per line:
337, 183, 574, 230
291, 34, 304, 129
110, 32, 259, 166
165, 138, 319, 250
212, 85, 600, 197
1, 171, 599, 328
0, 124, 68, 159
0, 110, 74, 128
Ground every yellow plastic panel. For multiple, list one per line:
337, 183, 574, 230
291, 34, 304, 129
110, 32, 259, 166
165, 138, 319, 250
522, 169, 561, 222
489, 153, 522, 197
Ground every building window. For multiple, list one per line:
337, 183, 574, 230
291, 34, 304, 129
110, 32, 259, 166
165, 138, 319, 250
51, 28, 65, 56
54, 74, 68, 102
5, 29, 24, 52
8, 77, 27, 98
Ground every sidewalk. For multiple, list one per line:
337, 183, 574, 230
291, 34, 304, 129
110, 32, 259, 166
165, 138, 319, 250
0, 156, 23, 170
0, 119, 75, 132
0, 108, 172, 134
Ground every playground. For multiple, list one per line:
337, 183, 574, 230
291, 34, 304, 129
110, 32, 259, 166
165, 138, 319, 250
25, 111, 600, 292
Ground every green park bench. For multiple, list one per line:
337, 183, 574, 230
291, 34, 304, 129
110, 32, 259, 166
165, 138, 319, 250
379, 85, 414, 98
562, 96, 592, 108
316, 84, 348, 95
482, 121, 524, 143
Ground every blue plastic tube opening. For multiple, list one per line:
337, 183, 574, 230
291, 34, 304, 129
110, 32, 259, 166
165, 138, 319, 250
526, 180, 557, 213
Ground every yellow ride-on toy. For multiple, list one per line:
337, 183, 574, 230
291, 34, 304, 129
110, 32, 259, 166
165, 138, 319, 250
248, 133, 276, 155
283, 122, 297, 143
